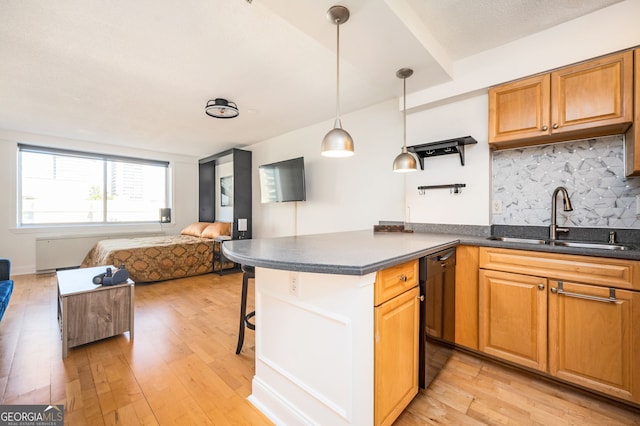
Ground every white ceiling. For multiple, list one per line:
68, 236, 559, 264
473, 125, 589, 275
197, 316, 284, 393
0, 0, 623, 158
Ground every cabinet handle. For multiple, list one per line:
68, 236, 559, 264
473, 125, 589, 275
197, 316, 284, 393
552, 123, 559, 129
552, 281, 616, 303
399, 275, 407, 282
538, 284, 545, 290
541, 125, 548, 131
419, 295, 425, 302
436, 251, 454, 262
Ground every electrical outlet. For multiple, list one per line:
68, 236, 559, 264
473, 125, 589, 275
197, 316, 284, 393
492, 199, 503, 214
289, 271, 299, 296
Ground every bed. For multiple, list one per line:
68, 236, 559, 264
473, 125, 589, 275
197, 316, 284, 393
81, 222, 235, 282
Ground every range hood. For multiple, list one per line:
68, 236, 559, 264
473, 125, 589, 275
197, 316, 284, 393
407, 136, 477, 169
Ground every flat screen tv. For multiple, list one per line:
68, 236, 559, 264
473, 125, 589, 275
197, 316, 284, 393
259, 157, 306, 203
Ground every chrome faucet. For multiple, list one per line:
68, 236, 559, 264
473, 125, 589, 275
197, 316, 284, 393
550, 186, 573, 240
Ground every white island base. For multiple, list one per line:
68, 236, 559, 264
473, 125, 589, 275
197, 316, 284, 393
248, 267, 377, 425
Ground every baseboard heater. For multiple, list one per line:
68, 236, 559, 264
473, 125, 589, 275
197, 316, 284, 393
36, 232, 160, 273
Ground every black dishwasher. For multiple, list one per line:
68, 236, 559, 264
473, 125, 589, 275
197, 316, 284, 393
419, 248, 456, 389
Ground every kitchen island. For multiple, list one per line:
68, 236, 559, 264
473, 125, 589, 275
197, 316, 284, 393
222, 230, 459, 425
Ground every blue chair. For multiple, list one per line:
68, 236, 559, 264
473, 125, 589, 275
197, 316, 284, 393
0, 259, 14, 321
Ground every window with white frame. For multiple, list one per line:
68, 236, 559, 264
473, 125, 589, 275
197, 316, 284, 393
18, 144, 169, 226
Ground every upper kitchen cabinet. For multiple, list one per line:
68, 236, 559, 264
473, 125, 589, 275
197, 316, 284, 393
625, 48, 640, 176
489, 50, 633, 149
489, 74, 550, 144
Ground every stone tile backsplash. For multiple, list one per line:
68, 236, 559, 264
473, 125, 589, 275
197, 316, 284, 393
492, 135, 640, 229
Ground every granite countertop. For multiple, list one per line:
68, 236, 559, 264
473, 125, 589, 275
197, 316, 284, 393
222, 230, 459, 275
222, 229, 640, 276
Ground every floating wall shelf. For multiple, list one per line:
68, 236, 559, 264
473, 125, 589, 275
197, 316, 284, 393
407, 136, 477, 168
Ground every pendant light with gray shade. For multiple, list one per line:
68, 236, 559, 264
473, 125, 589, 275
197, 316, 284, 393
393, 68, 418, 172
321, 5, 354, 158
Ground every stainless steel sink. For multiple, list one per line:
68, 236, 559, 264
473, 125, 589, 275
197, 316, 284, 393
487, 236, 635, 251
486, 236, 547, 245
551, 241, 634, 251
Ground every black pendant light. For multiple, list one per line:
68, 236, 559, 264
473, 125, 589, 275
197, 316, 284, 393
392, 68, 418, 172
321, 5, 354, 158
205, 98, 239, 119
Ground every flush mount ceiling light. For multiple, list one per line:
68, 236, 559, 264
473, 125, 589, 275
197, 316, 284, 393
321, 5, 354, 158
392, 68, 418, 173
205, 98, 239, 119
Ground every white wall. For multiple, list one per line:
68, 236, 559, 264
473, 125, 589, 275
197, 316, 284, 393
0, 130, 199, 274
248, 93, 492, 233
250, 99, 407, 238
404, 93, 491, 226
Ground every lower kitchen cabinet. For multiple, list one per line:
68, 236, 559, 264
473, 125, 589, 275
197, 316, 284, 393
478, 247, 640, 405
455, 245, 479, 350
479, 269, 548, 371
548, 280, 640, 403
374, 260, 420, 426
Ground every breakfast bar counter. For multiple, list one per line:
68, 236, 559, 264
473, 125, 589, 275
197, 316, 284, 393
222, 229, 459, 275
222, 230, 459, 426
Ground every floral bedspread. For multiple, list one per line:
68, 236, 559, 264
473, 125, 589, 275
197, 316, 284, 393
81, 234, 234, 282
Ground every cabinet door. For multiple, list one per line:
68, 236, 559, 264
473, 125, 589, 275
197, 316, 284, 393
374, 287, 419, 426
625, 48, 640, 177
479, 269, 547, 371
551, 51, 632, 134
488, 74, 550, 144
455, 245, 479, 350
548, 280, 640, 403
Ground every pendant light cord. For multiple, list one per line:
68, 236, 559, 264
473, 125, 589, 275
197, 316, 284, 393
335, 18, 341, 124
402, 75, 407, 153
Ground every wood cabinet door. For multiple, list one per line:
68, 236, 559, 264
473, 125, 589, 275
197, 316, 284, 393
625, 48, 640, 177
374, 286, 419, 426
488, 73, 550, 144
548, 280, 640, 403
455, 245, 479, 350
551, 50, 633, 134
479, 269, 547, 371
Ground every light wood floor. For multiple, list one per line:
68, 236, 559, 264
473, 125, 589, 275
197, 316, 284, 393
1, 272, 639, 425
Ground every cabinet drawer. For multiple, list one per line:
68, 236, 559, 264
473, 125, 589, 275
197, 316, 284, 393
375, 259, 418, 306
479, 247, 639, 290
